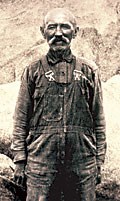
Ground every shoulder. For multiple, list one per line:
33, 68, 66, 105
20, 57, 46, 84
26, 59, 41, 72
76, 56, 98, 72
23, 56, 46, 76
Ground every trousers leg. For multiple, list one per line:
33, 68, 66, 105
79, 175, 96, 201
63, 171, 96, 201
26, 171, 62, 201
26, 185, 48, 201
64, 131, 97, 201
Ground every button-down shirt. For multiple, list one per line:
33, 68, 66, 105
11, 50, 106, 168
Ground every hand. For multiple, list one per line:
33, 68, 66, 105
96, 166, 101, 185
13, 161, 26, 187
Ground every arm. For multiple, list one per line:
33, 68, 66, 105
11, 67, 34, 164
11, 67, 34, 186
92, 69, 106, 183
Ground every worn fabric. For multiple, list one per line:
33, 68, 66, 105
26, 157, 96, 201
26, 131, 97, 201
11, 51, 106, 200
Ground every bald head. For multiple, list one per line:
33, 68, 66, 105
40, 8, 79, 51
44, 8, 77, 29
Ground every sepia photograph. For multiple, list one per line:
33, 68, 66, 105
0, 0, 120, 200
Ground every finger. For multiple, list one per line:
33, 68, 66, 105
16, 176, 21, 185
13, 175, 18, 182
17, 176, 23, 185
13, 175, 22, 185
21, 176, 26, 187
18, 175, 26, 187
96, 175, 101, 185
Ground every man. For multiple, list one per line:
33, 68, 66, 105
11, 8, 106, 201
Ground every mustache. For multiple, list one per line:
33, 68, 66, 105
48, 36, 69, 45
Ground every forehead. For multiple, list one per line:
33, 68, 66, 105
44, 9, 75, 26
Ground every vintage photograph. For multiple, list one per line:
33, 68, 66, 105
0, 0, 120, 200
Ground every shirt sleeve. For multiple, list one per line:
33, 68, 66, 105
92, 69, 107, 166
11, 67, 34, 163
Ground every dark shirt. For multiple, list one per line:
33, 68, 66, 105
11, 50, 106, 168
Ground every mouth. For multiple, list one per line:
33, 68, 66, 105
53, 38, 68, 46
49, 36, 69, 45
54, 41, 64, 45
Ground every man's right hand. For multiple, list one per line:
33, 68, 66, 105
13, 161, 26, 187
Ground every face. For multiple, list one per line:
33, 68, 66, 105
41, 9, 78, 51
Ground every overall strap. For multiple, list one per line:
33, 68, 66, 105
73, 57, 84, 81
73, 57, 97, 82
40, 55, 94, 82
41, 55, 55, 82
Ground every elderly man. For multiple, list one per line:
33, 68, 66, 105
11, 8, 106, 201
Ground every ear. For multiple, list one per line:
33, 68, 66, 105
72, 26, 79, 38
40, 26, 46, 39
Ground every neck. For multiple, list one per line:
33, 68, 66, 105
48, 47, 71, 60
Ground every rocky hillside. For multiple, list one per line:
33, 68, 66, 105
0, 0, 120, 200
0, 0, 120, 83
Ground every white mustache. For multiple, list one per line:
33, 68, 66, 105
48, 36, 69, 45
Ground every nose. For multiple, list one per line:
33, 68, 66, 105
55, 25, 62, 36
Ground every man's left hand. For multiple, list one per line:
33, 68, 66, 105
96, 166, 101, 185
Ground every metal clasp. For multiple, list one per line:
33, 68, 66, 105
45, 70, 55, 81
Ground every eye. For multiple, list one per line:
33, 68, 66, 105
47, 25, 56, 30
61, 24, 71, 30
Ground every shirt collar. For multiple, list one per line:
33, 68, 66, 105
46, 48, 74, 65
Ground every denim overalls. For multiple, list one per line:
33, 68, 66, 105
12, 55, 106, 201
